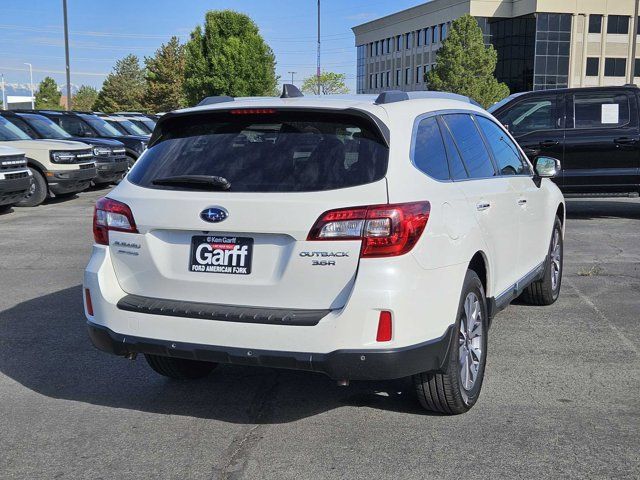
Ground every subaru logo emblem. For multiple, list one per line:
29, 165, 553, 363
200, 207, 228, 223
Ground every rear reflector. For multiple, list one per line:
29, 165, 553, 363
85, 288, 94, 316
307, 201, 430, 257
376, 311, 393, 342
93, 197, 138, 245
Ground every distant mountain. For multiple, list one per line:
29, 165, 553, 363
2, 82, 81, 97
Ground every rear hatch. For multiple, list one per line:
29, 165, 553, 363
108, 108, 389, 310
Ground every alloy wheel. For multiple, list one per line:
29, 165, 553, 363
550, 229, 561, 291
458, 292, 483, 393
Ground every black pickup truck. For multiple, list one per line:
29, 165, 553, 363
489, 85, 640, 196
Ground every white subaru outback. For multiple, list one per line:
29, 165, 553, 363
84, 86, 565, 414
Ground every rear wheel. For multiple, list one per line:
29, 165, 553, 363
144, 354, 217, 379
413, 269, 488, 415
520, 216, 563, 306
16, 168, 47, 207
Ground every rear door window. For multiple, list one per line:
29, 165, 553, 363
573, 92, 630, 129
129, 110, 388, 192
412, 116, 450, 180
441, 114, 496, 179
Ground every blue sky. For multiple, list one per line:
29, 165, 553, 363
0, 0, 425, 94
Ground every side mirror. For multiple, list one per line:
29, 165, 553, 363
534, 156, 561, 178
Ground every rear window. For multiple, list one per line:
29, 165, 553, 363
129, 110, 388, 192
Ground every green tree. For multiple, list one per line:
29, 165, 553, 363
72, 85, 99, 111
183, 10, 278, 105
426, 15, 509, 108
301, 71, 350, 95
94, 54, 145, 112
144, 36, 186, 112
35, 77, 62, 110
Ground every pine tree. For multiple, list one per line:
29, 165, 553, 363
35, 77, 62, 110
144, 36, 186, 112
426, 15, 509, 108
72, 85, 99, 111
301, 72, 350, 95
183, 10, 278, 105
94, 54, 145, 112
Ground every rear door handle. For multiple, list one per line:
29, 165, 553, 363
476, 202, 491, 211
517, 199, 527, 206
539, 140, 559, 148
614, 137, 637, 145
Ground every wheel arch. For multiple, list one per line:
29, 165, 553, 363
468, 250, 489, 298
556, 202, 565, 233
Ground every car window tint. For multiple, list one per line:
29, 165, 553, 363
498, 97, 556, 135
441, 114, 495, 179
438, 117, 468, 180
413, 116, 450, 180
57, 116, 87, 136
573, 93, 630, 128
129, 111, 389, 193
476, 116, 529, 176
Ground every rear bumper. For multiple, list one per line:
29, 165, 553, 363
0, 174, 30, 206
87, 320, 454, 380
48, 166, 97, 195
95, 159, 128, 184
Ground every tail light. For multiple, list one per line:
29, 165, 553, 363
84, 288, 94, 316
307, 201, 430, 258
93, 197, 138, 245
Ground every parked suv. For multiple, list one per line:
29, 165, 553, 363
0, 115, 96, 206
2, 111, 127, 185
489, 85, 640, 196
96, 114, 150, 138
84, 87, 565, 414
37, 111, 148, 168
0, 145, 31, 211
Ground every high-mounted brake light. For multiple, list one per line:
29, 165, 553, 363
307, 201, 430, 258
93, 197, 138, 245
230, 108, 277, 115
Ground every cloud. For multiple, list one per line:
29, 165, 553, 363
345, 13, 376, 21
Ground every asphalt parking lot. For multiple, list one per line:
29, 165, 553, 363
0, 188, 638, 480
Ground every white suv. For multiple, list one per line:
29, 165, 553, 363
84, 87, 565, 414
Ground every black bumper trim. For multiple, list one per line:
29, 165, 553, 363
117, 294, 332, 326
87, 321, 454, 380
95, 160, 128, 182
48, 167, 97, 194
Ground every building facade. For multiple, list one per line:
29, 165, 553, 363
353, 0, 640, 94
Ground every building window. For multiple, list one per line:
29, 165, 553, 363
396, 69, 401, 86
432, 25, 439, 43
416, 66, 422, 83
534, 13, 571, 90
416, 30, 422, 47
369, 74, 373, 89
376, 41, 380, 56
405, 32, 412, 49
635, 59, 640, 77
425, 27, 431, 45
585, 57, 599, 76
604, 58, 626, 76
405, 68, 410, 84
588, 15, 602, 34
386, 71, 390, 87
386, 38, 391, 52
607, 15, 629, 35
440, 23, 447, 41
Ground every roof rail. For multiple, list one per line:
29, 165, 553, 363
197, 95, 234, 107
374, 90, 409, 104
374, 90, 482, 108
281, 83, 303, 98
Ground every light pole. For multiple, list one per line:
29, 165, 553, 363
24, 63, 34, 108
288, 71, 297, 85
317, 0, 321, 95
1, 74, 6, 110
631, 0, 640, 81
63, 0, 72, 110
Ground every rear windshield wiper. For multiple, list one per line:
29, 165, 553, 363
152, 175, 231, 190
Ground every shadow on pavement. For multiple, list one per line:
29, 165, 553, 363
566, 199, 640, 220
0, 285, 429, 423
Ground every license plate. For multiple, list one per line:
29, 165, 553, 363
189, 235, 253, 275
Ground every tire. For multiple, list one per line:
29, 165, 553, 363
413, 269, 489, 415
520, 216, 563, 306
144, 354, 217, 380
16, 168, 47, 207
